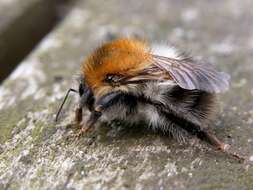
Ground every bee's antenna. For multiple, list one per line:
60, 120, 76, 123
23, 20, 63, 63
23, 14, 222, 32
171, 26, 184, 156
55, 88, 78, 122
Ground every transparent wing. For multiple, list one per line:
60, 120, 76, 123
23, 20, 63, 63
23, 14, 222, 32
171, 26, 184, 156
152, 54, 230, 93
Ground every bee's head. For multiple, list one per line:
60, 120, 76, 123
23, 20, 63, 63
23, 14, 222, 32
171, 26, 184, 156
82, 38, 152, 100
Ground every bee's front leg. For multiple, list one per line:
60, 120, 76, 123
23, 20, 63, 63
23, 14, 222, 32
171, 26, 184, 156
75, 107, 83, 126
71, 111, 102, 138
71, 91, 123, 139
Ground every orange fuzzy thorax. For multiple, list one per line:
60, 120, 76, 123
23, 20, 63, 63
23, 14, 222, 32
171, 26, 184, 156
82, 39, 152, 95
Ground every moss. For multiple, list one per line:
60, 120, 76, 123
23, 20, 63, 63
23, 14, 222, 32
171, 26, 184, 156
0, 107, 24, 144
0, 142, 25, 176
29, 172, 46, 190
239, 167, 253, 188
6, 181, 21, 190
30, 122, 44, 142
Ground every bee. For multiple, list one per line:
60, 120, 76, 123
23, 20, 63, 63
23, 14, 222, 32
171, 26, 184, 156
56, 38, 245, 161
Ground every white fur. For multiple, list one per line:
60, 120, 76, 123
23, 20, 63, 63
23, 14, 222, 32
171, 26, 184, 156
151, 44, 180, 59
145, 105, 162, 128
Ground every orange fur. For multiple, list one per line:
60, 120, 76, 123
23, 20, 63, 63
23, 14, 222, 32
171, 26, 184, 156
82, 39, 152, 97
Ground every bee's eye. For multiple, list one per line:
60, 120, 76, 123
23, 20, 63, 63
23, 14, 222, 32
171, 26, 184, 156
79, 83, 84, 96
105, 74, 122, 84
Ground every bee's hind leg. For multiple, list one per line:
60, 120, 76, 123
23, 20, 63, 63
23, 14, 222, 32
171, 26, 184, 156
153, 105, 246, 162
197, 129, 245, 162
196, 129, 228, 150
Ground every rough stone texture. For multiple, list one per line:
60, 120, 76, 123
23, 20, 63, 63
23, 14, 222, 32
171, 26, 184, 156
0, 0, 61, 81
0, 0, 253, 189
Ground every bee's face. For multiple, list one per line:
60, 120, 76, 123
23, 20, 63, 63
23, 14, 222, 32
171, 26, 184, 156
79, 74, 144, 112
78, 81, 94, 112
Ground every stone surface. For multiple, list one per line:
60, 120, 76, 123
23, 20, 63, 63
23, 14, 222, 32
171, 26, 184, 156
0, 0, 253, 189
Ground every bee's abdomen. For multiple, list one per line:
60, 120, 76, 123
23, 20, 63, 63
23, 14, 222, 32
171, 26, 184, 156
166, 86, 218, 126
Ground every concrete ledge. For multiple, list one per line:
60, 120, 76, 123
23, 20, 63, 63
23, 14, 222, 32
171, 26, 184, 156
0, 0, 62, 81
0, 0, 253, 189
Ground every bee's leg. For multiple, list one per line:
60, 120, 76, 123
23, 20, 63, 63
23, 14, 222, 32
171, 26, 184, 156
197, 130, 245, 162
71, 111, 102, 138
94, 91, 123, 112
70, 91, 124, 139
75, 107, 83, 126
196, 129, 227, 150
164, 110, 245, 161
166, 111, 245, 161
140, 99, 246, 162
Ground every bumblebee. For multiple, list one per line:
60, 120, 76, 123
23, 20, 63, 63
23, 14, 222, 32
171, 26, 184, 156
56, 38, 235, 155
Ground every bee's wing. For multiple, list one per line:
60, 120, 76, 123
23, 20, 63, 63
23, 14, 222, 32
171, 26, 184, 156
152, 55, 230, 93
